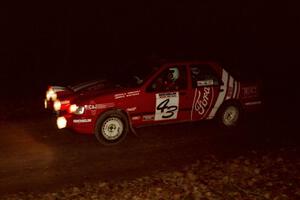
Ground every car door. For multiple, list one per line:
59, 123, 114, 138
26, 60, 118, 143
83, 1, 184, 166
189, 63, 223, 121
138, 64, 190, 125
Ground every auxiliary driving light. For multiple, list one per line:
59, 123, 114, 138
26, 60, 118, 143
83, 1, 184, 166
57, 116, 67, 129
53, 100, 61, 111
46, 89, 57, 101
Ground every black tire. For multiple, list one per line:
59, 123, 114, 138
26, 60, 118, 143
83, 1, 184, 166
95, 110, 129, 145
217, 102, 242, 129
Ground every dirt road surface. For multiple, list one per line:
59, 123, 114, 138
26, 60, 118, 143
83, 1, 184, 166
0, 113, 297, 196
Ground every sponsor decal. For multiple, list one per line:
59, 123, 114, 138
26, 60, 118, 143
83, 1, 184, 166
114, 90, 140, 99
73, 119, 92, 123
85, 104, 97, 110
132, 116, 141, 121
126, 90, 140, 97
197, 80, 214, 87
85, 103, 115, 110
114, 93, 126, 99
96, 103, 115, 109
155, 92, 179, 120
142, 114, 155, 121
243, 87, 257, 97
191, 87, 214, 119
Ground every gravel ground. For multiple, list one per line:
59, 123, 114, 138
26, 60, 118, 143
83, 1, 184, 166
1, 95, 299, 199
2, 148, 299, 200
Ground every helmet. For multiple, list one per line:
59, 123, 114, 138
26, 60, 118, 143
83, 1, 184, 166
168, 67, 179, 82
191, 67, 200, 76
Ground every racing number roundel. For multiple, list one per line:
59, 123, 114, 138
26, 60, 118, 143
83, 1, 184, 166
155, 92, 179, 120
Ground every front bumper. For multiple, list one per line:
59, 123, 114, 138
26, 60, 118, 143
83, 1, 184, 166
56, 114, 95, 134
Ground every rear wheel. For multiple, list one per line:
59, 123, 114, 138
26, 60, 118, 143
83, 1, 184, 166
217, 103, 242, 129
95, 110, 129, 145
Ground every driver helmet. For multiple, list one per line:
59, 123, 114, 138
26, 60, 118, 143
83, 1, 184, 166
168, 67, 179, 82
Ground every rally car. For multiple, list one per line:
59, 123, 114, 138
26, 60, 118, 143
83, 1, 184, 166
52, 61, 261, 145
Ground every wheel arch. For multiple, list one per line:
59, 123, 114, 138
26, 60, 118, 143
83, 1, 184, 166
215, 99, 244, 120
215, 98, 244, 129
217, 99, 243, 113
94, 107, 136, 135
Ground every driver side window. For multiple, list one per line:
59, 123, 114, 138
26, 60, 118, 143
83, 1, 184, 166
147, 65, 187, 92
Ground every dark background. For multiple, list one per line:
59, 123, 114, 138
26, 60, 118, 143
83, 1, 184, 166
0, 1, 299, 112
1, 3, 300, 196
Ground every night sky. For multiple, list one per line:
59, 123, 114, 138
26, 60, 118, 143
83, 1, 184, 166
1, 1, 299, 102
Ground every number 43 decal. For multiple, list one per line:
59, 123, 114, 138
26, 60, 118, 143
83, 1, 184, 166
155, 92, 179, 120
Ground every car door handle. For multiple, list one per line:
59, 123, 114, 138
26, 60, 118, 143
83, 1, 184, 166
180, 92, 187, 95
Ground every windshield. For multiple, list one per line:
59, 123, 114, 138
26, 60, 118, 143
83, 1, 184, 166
61, 59, 162, 89
109, 65, 159, 88
68, 79, 113, 92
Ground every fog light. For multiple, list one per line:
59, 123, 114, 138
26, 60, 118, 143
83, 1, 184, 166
57, 116, 67, 129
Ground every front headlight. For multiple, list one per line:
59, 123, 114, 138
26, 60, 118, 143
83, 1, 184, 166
69, 104, 85, 115
75, 106, 85, 115
53, 100, 61, 111
69, 104, 78, 113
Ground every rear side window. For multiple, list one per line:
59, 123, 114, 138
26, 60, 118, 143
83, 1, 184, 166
190, 64, 220, 88
147, 65, 187, 92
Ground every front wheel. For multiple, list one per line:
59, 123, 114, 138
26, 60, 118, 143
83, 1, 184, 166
217, 103, 242, 129
95, 110, 129, 145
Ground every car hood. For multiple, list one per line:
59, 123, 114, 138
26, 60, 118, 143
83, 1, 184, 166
73, 84, 140, 104
69, 79, 109, 92
50, 79, 111, 100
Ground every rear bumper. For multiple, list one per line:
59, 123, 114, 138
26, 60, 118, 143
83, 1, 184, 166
242, 100, 262, 112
